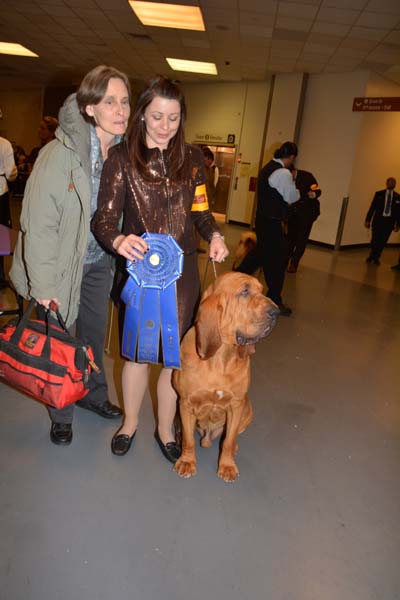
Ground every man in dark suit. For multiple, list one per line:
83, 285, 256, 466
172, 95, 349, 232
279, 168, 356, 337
365, 178, 400, 265
286, 168, 321, 273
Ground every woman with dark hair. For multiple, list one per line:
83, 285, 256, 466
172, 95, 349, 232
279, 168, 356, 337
11, 65, 130, 445
92, 75, 229, 462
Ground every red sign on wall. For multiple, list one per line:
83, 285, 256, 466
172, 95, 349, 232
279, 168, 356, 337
352, 97, 400, 112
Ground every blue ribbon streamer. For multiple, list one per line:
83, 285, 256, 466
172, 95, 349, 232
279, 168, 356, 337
120, 233, 183, 369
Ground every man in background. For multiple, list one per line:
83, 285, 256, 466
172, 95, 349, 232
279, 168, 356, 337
286, 168, 321, 273
365, 177, 400, 265
254, 141, 299, 316
0, 135, 18, 287
26, 116, 58, 171
202, 146, 219, 209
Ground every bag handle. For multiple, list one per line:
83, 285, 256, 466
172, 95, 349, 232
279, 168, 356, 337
10, 299, 69, 360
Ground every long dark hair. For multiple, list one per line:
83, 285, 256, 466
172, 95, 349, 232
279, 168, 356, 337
126, 76, 187, 180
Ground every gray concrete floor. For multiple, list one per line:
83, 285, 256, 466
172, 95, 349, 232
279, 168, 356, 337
1, 220, 399, 600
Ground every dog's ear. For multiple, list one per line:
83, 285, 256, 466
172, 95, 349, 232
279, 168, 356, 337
195, 293, 222, 359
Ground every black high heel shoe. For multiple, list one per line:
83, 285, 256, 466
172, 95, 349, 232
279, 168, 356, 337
111, 429, 136, 456
154, 430, 181, 464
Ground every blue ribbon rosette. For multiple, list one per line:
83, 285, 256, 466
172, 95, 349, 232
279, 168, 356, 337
120, 233, 184, 369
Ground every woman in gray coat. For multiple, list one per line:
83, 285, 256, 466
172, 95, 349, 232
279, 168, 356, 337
10, 65, 131, 445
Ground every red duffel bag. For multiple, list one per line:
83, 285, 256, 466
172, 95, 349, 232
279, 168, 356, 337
0, 300, 99, 409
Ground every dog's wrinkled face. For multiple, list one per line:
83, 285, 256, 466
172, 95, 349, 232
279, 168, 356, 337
195, 272, 279, 359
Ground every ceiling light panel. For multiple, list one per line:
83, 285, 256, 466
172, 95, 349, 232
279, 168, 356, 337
0, 42, 38, 57
129, 2, 205, 31
166, 57, 218, 74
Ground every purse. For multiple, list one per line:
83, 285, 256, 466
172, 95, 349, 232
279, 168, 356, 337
0, 300, 99, 409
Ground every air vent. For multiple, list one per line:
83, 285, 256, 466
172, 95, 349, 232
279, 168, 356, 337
128, 33, 153, 44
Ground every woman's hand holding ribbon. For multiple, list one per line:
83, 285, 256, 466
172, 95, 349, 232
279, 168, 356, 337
209, 234, 229, 263
113, 234, 148, 262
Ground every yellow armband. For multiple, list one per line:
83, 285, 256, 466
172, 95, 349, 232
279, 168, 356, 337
192, 184, 209, 212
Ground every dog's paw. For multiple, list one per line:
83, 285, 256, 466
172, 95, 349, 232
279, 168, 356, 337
174, 457, 197, 478
218, 462, 239, 483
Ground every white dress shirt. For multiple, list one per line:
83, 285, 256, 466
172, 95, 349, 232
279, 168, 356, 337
382, 189, 393, 217
268, 158, 299, 205
0, 136, 17, 195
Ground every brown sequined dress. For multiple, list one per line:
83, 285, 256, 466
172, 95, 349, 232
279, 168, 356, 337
92, 142, 220, 338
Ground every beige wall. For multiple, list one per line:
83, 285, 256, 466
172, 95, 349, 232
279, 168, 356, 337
262, 73, 305, 164
183, 80, 271, 223
343, 73, 400, 246
297, 70, 368, 246
0, 88, 43, 154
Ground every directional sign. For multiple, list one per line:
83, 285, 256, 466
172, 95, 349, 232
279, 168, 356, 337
352, 97, 400, 112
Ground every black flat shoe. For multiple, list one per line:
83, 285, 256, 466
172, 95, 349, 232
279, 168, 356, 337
111, 429, 136, 456
50, 423, 73, 445
77, 400, 122, 419
154, 430, 181, 464
278, 303, 292, 317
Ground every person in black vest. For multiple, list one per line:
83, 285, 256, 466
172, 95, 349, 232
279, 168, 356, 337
365, 178, 400, 265
286, 168, 321, 273
254, 141, 299, 315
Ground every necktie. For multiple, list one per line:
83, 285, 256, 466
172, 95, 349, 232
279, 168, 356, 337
383, 190, 392, 217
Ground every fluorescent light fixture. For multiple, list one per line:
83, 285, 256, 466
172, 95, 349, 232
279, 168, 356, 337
129, 1, 205, 31
0, 42, 38, 57
167, 58, 218, 75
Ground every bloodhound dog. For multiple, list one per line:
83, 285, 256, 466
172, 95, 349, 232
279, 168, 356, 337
173, 272, 279, 483
232, 231, 257, 271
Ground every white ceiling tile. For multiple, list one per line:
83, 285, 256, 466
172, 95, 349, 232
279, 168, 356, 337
334, 46, 370, 58
383, 30, 400, 45
295, 62, 324, 72
311, 21, 351, 36
181, 37, 211, 49
240, 24, 273, 37
340, 37, 377, 51
40, 5, 78, 18
273, 29, 309, 41
237, 0, 278, 14
316, 7, 360, 25
365, 0, 400, 15
366, 47, 399, 64
348, 26, 388, 41
300, 52, 330, 63
239, 11, 275, 27
307, 32, 343, 46
275, 16, 314, 32
278, 2, 319, 19
324, 64, 354, 71
328, 56, 362, 66
321, 0, 367, 9
355, 12, 400, 29
303, 42, 337, 55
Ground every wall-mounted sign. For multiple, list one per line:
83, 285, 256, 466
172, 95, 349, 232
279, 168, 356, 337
352, 97, 400, 112
249, 177, 257, 192
193, 132, 236, 145
240, 162, 251, 177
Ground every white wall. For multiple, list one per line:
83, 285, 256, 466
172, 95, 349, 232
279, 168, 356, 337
0, 88, 43, 154
183, 82, 247, 146
343, 73, 400, 246
297, 70, 368, 246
